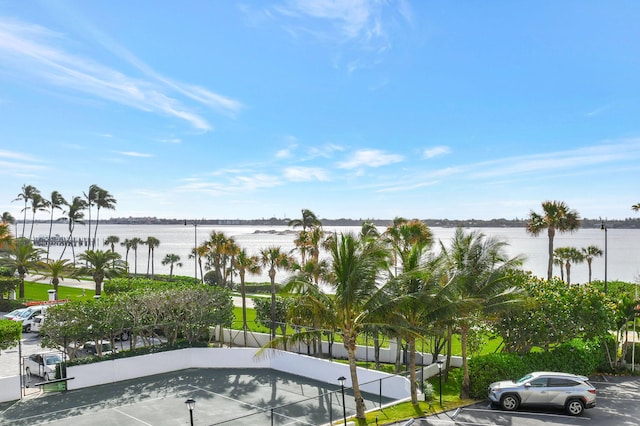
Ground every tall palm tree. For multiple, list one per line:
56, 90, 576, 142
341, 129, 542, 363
76, 249, 126, 296
143, 236, 160, 277
59, 196, 86, 263
13, 184, 38, 238
161, 253, 183, 279
324, 232, 390, 419
120, 238, 133, 275
128, 237, 144, 276
92, 188, 116, 248
259, 246, 293, 340
28, 192, 48, 240
36, 258, 77, 299
582, 245, 603, 284
526, 200, 581, 280
271, 231, 391, 420
84, 184, 101, 248
632, 203, 640, 212
1, 240, 44, 298
553, 247, 568, 282
234, 249, 261, 346
46, 191, 67, 260
440, 227, 524, 399
564, 247, 584, 285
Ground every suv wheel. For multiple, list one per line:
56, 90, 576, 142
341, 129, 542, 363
500, 394, 520, 411
565, 398, 584, 416
24, 324, 31, 333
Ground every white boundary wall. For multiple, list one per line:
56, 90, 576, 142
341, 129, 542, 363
65, 348, 412, 400
0, 376, 20, 403
219, 327, 463, 368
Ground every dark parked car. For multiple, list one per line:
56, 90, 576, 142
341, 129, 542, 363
488, 371, 596, 416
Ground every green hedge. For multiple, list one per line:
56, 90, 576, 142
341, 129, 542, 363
468, 339, 608, 399
0, 299, 26, 312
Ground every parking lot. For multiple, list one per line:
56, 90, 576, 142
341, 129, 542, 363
406, 375, 640, 426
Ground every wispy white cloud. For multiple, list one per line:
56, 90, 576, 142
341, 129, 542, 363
0, 150, 41, 162
0, 17, 242, 131
470, 139, 640, 179
270, 0, 410, 71
376, 181, 437, 193
283, 166, 330, 181
118, 151, 153, 158
179, 172, 282, 195
337, 149, 404, 169
158, 138, 182, 144
586, 105, 611, 117
422, 145, 451, 159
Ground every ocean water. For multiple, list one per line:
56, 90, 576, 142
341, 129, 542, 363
16, 223, 640, 285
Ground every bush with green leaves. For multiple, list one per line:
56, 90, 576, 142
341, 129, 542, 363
0, 319, 21, 352
104, 276, 196, 294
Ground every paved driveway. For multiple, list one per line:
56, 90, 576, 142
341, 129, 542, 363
407, 375, 640, 426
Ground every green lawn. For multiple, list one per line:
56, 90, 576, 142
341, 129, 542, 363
23, 280, 95, 303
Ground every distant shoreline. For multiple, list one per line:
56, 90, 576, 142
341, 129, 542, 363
18, 217, 640, 229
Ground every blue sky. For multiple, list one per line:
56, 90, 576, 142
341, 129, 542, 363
1, 1, 639, 221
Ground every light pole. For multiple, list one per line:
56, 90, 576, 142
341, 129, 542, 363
184, 398, 196, 426
338, 376, 347, 425
436, 360, 443, 408
601, 219, 608, 294
185, 220, 198, 283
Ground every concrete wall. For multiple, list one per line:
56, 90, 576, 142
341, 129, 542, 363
65, 348, 412, 400
0, 376, 20, 403
221, 327, 463, 368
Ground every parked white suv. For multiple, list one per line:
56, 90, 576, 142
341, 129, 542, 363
24, 352, 62, 381
488, 371, 596, 416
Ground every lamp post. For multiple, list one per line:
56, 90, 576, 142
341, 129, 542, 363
185, 220, 198, 283
601, 219, 608, 294
184, 398, 196, 426
338, 376, 347, 425
436, 360, 443, 407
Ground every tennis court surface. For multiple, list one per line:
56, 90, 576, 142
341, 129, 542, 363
0, 368, 394, 425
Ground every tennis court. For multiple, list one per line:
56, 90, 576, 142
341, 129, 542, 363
0, 368, 394, 425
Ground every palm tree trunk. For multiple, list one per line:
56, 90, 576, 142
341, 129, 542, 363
547, 228, 555, 280
346, 340, 366, 419
269, 269, 276, 340
460, 322, 471, 399
408, 337, 418, 405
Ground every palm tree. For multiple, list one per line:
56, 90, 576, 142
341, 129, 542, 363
35, 258, 77, 299
1, 212, 15, 224
120, 238, 133, 274
13, 184, 38, 238
104, 235, 120, 254
161, 253, 183, 279
28, 192, 48, 240
59, 196, 86, 263
582, 245, 603, 284
92, 188, 116, 248
128, 237, 144, 276
259, 246, 293, 340
632, 203, 640, 212
0, 240, 44, 298
84, 184, 101, 248
272, 231, 391, 420
563, 247, 584, 285
324, 232, 390, 419
0, 221, 13, 250
288, 208, 322, 231
143, 236, 160, 277
440, 227, 524, 399
76, 249, 126, 296
234, 249, 261, 346
46, 191, 67, 260
526, 200, 581, 280
553, 247, 568, 282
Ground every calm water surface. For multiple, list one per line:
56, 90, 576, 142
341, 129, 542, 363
20, 223, 640, 285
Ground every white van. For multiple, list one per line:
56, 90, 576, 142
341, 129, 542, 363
12, 305, 49, 333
